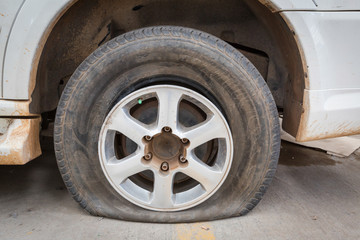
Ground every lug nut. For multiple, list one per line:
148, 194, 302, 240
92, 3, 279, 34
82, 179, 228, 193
179, 155, 187, 163
163, 126, 171, 132
181, 138, 189, 144
144, 153, 152, 161
144, 135, 152, 141
161, 162, 169, 171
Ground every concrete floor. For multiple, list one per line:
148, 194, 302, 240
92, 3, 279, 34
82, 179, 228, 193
1, 140, 359, 240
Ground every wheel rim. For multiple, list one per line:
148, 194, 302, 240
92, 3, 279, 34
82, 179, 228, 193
98, 85, 233, 211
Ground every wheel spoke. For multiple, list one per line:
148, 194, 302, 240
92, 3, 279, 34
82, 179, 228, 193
105, 152, 147, 185
183, 115, 228, 151
156, 88, 183, 130
151, 172, 175, 208
181, 154, 223, 191
107, 107, 151, 146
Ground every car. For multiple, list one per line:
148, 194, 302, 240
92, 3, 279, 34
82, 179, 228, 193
1, 0, 360, 222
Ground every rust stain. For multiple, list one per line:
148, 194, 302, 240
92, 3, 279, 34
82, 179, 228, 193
296, 100, 360, 142
297, 128, 360, 142
289, 12, 313, 142
279, 12, 309, 90
0, 100, 39, 117
309, 120, 318, 128
0, 13, 4, 17
14, 101, 37, 116
0, 118, 41, 165
297, 95, 360, 141
258, 0, 279, 12
296, 92, 311, 142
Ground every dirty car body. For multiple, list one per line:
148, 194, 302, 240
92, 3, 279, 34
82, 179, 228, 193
1, 0, 359, 164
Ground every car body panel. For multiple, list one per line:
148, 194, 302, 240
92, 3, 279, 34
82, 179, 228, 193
281, 11, 360, 141
283, 11, 360, 90
2, 0, 73, 100
0, 99, 35, 116
298, 88, 360, 141
0, 0, 24, 98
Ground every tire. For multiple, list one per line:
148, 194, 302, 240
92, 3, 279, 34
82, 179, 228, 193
54, 26, 280, 222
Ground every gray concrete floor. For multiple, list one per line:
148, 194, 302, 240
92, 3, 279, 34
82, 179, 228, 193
0, 139, 359, 240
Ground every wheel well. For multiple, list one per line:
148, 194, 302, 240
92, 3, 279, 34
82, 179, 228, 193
31, 0, 304, 137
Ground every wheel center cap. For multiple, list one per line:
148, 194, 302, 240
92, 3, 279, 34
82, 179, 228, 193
152, 132, 181, 159
143, 127, 189, 170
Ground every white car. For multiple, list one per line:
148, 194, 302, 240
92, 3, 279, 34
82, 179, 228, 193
1, 0, 359, 222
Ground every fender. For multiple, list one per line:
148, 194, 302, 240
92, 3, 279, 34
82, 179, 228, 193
2, 0, 75, 100
0, 0, 24, 97
281, 11, 360, 141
